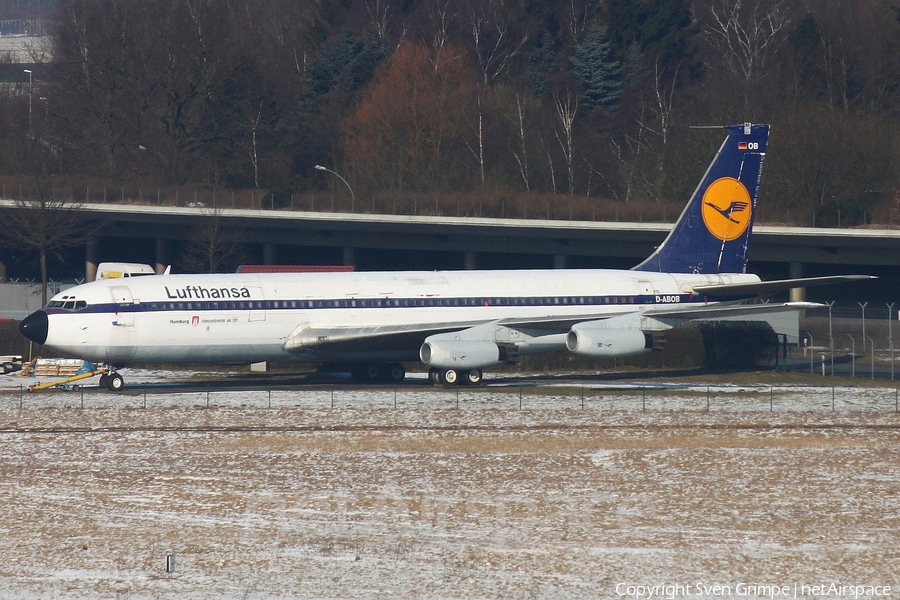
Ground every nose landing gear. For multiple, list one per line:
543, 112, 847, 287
99, 371, 125, 391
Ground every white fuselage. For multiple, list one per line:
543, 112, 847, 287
41, 269, 758, 365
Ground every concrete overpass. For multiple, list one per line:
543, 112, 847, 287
1, 201, 896, 302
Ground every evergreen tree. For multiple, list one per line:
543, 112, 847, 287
526, 32, 559, 99
570, 25, 622, 111
605, 0, 702, 84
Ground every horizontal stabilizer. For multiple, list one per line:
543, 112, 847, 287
693, 275, 877, 298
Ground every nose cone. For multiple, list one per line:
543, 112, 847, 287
19, 310, 49, 345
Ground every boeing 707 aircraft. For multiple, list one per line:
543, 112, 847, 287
18, 123, 870, 389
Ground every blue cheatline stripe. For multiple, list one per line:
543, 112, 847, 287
46, 293, 711, 316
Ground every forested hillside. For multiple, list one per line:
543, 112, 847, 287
1, 0, 899, 225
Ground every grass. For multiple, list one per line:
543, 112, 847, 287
1, 404, 899, 598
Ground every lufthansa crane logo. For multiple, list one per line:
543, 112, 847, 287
701, 177, 752, 241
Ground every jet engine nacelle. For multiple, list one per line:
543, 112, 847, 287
419, 339, 500, 369
565, 327, 652, 358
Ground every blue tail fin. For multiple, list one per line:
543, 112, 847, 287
633, 123, 769, 274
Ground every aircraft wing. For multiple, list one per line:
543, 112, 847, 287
642, 301, 821, 320
693, 275, 876, 298
283, 311, 631, 356
282, 301, 816, 358
283, 320, 488, 355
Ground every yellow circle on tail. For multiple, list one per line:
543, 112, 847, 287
700, 177, 752, 241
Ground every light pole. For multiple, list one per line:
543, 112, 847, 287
888, 303, 895, 381
23, 69, 32, 135
314, 165, 355, 209
867, 335, 875, 380
859, 301, 868, 353
845, 333, 855, 378
807, 333, 814, 374
827, 301, 834, 375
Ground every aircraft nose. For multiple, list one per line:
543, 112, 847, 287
19, 310, 49, 345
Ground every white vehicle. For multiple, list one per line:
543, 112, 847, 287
97, 262, 157, 279
18, 124, 870, 390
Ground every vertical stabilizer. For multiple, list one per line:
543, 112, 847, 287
633, 123, 769, 274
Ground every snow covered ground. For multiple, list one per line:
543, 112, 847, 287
1, 369, 899, 599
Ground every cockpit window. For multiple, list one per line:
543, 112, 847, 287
48, 297, 88, 311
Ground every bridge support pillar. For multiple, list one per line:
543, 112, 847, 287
85, 240, 99, 282
464, 251, 478, 270
263, 243, 277, 265
554, 254, 567, 269
342, 246, 356, 267
790, 262, 806, 302
155, 238, 169, 274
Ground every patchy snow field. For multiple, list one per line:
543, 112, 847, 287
1, 370, 899, 599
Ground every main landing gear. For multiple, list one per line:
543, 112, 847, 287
428, 368, 483, 386
98, 371, 125, 391
349, 362, 407, 383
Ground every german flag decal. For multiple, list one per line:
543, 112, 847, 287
737, 142, 748, 150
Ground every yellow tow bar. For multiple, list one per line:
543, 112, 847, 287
28, 369, 107, 393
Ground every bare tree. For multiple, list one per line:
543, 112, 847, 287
700, 0, 794, 83
563, 0, 600, 48
645, 61, 679, 201
0, 181, 97, 305
508, 93, 531, 191
467, 0, 528, 87
462, 95, 486, 186
178, 207, 249, 274
553, 92, 578, 196
366, 0, 392, 43
427, 0, 455, 51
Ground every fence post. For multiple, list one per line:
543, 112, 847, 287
331, 386, 334, 409
832, 387, 835, 412
706, 386, 710, 411
519, 385, 522, 410
770, 387, 773, 412
581, 387, 584, 410
268, 389, 272, 409
642, 387, 646, 412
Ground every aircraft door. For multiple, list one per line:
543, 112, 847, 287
638, 280, 656, 296
110, 286, 134, 304
110, 285, 135, 328
247, 287, 266, 322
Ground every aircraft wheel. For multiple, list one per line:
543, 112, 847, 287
387, 363, 406, 383
98, 374, 109, 388
364, 363, 383, 382
429, 368, 441, 384
106, 373, 125, 392
441, 368, 459, 385
464, 369, 483, 386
